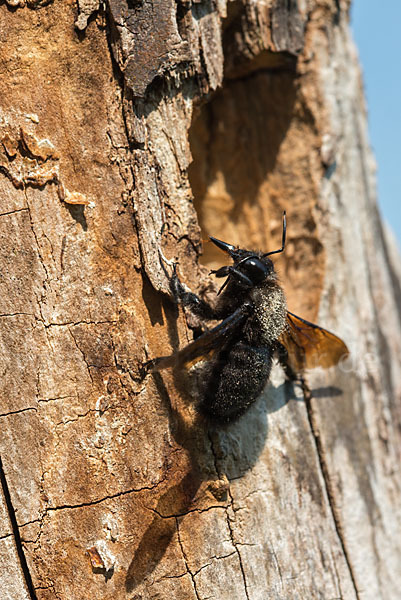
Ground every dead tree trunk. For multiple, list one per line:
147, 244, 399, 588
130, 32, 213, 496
1, 1, 400, 599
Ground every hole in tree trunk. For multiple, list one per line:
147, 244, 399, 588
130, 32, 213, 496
188, 47, 325, 317
188, 69, 297, 269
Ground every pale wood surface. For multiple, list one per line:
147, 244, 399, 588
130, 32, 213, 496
0, 1, 400, 598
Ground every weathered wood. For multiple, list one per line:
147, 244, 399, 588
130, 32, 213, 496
0, 0, 400, 598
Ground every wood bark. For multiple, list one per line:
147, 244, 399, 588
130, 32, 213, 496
0, 0, 400, 599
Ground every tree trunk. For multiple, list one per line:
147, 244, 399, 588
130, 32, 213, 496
1, 0, 400, 599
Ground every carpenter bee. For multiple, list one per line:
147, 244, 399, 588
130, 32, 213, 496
146, 213, 348, 423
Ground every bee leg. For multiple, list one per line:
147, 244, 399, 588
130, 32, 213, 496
225, 267, 253, 287
211, 266, 253, 287
158, 250, 220, 320
276, 342, 299, 382
172, 272, 219, 320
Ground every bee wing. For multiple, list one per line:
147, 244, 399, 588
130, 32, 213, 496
279, 311, 349, 372
148, 305, 250, 372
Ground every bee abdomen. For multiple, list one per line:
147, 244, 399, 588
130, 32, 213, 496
198, 343, 273, 423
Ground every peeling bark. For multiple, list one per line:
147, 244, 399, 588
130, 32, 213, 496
0, 0, 400, 599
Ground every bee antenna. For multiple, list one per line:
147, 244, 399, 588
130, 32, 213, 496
217, 277, 230, 296
263, 211, 286, 257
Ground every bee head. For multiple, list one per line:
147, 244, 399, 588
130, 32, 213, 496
235, 253, 276, 284
209, 212, 286, 294
209, 239, 275, 285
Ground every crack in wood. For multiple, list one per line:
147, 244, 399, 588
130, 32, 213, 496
68, 327, 94, 385
42, 480, 167, 513
16, 479, 169, 532
0, 456, 38, 600
225, 490, 250, 600
0, 312, 34, 318
175, 517, 201, 600
0, 207, 29, 218
45, 319, 118, 328
302, 379, 360, 600
207, 428, 250, 598
0, 407, 37, 419
147, 503, 228, 520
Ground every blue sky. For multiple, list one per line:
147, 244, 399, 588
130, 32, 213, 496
351, 0, 401, 248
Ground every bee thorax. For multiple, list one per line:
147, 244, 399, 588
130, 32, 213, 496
251, 285, 287, 344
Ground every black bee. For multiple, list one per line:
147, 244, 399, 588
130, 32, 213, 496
147, 213, 348, 423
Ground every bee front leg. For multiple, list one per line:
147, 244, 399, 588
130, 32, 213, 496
171, 265, 220, 320
159, 249, 219, 321
211, 266, 253, 288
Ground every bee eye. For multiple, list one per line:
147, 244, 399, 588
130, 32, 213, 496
241, 258, 269, 283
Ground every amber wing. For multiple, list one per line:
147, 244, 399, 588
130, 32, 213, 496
279, 311, 349, 373
148, 305, 250, 372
